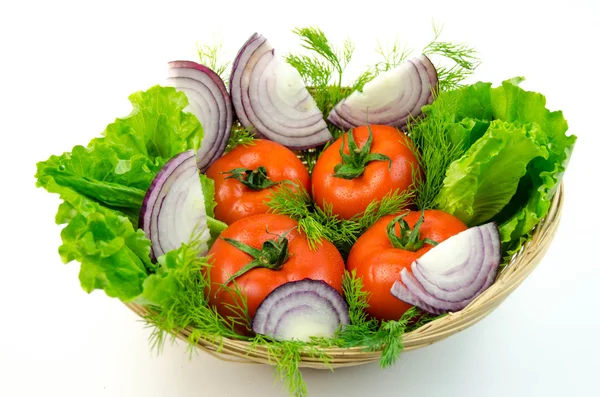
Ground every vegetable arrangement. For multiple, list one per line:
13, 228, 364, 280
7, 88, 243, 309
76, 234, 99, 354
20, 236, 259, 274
35, 26, 576, 397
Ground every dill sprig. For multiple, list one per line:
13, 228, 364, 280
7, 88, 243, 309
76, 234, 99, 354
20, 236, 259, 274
266, 183, 360, 253
225, 123, 256, 153
145, 244, 252, 355
375, 38, 413, 73
352, 39, 413, 93
405, 309, 446, 333
335, 270, 419, 367
250, 335, 333, 397
196, 36, 231, 83
286, 27, 355, 139
341, 270, 372, 326
408, 93, 464, 209
423, 23, 481, 92
266, 183, 415, 255
356, 188, 416, 231
355, 24, 480, 94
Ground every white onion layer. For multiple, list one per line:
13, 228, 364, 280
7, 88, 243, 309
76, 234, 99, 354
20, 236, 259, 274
140, 150, 210, 260
328, 54, 438, 131
390, 223, 501, 314
230, 33, 332, 149
252, 279, 349, 342
167, 61, 233, 172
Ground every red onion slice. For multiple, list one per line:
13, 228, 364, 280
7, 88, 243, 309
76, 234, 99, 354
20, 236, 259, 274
167, 61, 233, 172
139, 150, 211, 260
391, 223, 501, 314
230, 33, 332, 150
252, 279, 350, 342
328, 55, 438, 131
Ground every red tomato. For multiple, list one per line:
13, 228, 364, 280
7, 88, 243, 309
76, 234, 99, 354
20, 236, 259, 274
311, 125, 420, 220
208, 214, 345, 324
346, 210, 467, 321
206, 139, 310, 224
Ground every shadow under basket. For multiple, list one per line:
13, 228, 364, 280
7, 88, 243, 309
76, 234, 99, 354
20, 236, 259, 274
125, 183, 565, 369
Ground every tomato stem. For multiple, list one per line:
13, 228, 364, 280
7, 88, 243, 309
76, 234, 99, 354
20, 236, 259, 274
221, 228, 292, 284
332, 124, 391, 179
386, 211, 438, 251
222, 166, 280, 190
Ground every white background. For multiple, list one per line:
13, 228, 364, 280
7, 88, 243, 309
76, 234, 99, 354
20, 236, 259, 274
1, 1, 599, 396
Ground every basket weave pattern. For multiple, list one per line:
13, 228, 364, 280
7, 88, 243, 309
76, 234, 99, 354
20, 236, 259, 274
126, 183, 564, 369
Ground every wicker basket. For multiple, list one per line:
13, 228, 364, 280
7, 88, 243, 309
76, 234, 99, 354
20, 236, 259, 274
125, 183, 564, 369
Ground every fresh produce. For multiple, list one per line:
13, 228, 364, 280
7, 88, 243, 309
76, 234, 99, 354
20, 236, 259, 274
35, 86, 204, 215
328, 55, 438, 131
229, 33, 332, 149
139, 150, 212, 260
252, 279, 350, 342
346, 210, 467, 320
411, 78, 575, 255
311, 124, 421, 219
167, 61, 233, 172
34, 26, 577, 397
207, 214, 345, 323
206, 139, 310, 224
391, 222, 501, 314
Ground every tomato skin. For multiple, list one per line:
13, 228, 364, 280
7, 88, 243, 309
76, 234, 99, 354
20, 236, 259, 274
206, 140, 310, 225
208, 214, 345, 322
346, 210, 468, 321
311, 125, 420, 220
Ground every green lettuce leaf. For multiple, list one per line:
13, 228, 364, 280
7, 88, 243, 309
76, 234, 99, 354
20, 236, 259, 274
34, 85, 220, 301
47, 178, 152, 301
436, 121, 548, 226
94, 86, 203, 160
137, 243, 209, 308
490, 80, 576, 254
36, 145, 160, 209
433, 78, 576, 254
35, 85, 203, 212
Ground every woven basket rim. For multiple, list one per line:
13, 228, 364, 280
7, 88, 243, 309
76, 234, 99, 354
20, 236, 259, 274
125, 182, 564, 369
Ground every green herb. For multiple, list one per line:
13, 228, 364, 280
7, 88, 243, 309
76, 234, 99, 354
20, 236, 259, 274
250, 335, 333, 397
268, 182, 413, 256
334, 270, 418, 367
405, 310, 446, 332
357, 188, 416, 230
286, 27, 356, 139
423, 23, 481, 92
408, 92, 464, 210
196, 35, 230, 83
374, 38, 413, 73
352, 38, 413, 92
267, 180, 416, 255
355, 24, 480, 94
266, 183, 361, 253
225, 124, 256, 152
145, 243, 252, 354
298, 147, 321, 174
341, 270, 372, 327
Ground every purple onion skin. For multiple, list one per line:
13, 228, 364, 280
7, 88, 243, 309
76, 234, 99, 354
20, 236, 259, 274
229, 33, 332, 150
139, 150, 196, 261
252, 279, 350, 341
167, 61, 233, 172
327, 54, 438, 131
230, 33, 259, 87
391, 223, 501, 314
